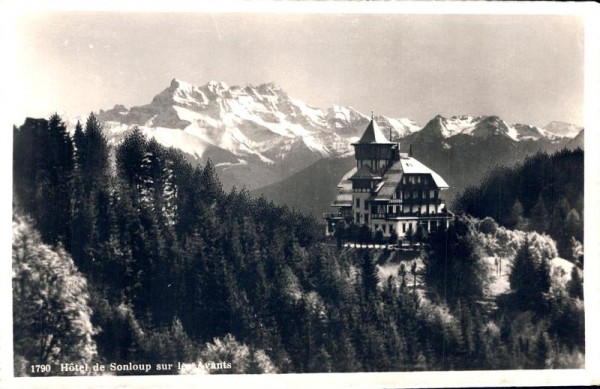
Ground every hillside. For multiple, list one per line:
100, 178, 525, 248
13, 113, 585, 374
253, 118, 580, 220
453, 148, 584, 258
402, 116, 577, 201
251, 156, 355, 219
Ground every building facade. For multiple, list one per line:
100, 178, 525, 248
324, 116, 452, 238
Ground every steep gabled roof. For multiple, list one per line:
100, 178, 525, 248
400, 157, 449, 188
372, 161, 404, 201
332, 167, 355, 207
372, 157, 449, 202
354, 119, 394, 144
349, 164, 381, 180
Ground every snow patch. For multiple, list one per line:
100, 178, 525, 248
215, 159, 248, 168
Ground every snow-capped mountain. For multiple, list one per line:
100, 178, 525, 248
97, 79, 421, 163
91, 78, 421, 189
543, 121, 583, 138
417, 115, 563, 142
73, 78, 579, 190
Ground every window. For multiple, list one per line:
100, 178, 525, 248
356, 213, 360, 222
364, 214, 369, 223
417, 176, 421, 184
356, 198, 360, 208
364, 200, 368, 210
402, 223, 406, 233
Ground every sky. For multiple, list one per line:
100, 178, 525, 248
10, 11, 585, 128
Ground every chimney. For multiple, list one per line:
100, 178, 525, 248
389, 127, 392, 142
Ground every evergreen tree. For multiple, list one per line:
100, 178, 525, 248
361, 250, 379, 299
43, 113, 74, 247
71, 113, 111, 276
81, 113, 110, 193
567, 267, 583, 300
73, 120, 86, 165
509, 238, 550, 313
565, 209, 583, 242
116, 127, 147, 190
507, 200, 525, 230
13, 115, 74, 248
530, 195, 550, 233
509, 238, 537, 309
200, 159, 223, 204
424, 216, 488, 308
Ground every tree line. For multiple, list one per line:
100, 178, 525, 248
453, 148, 584, 261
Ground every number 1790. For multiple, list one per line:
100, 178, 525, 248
30, 364, 52, 373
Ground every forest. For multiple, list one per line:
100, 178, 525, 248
453, 148, 584, 259
12, 114, 584, 375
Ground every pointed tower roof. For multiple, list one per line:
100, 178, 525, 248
355, 113, 394, 144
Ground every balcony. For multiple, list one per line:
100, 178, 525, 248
387, 198, 443, 205
370, 211, 452, 220
323, 213, 345, 220
399, 198, 443, 205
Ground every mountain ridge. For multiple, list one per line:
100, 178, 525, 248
63, 78, 581, 191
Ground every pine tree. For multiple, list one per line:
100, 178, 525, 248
13, 115, 74, 248
116, 127, 147, 191
567, 266, 583, 300
565, 209, 583, 242
530, 195, 550, 233
70, 113, 112, 277
82, 113, 110, 193
73, 120, 86, 166
510, 238, 537, 309
509, 237, 550, 312
361, 250, 379, 299
424, 216, 488, 308
507, 199, 525, 230
200, 159, 223, 204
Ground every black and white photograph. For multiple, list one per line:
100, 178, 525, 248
4, 1, 600, 388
